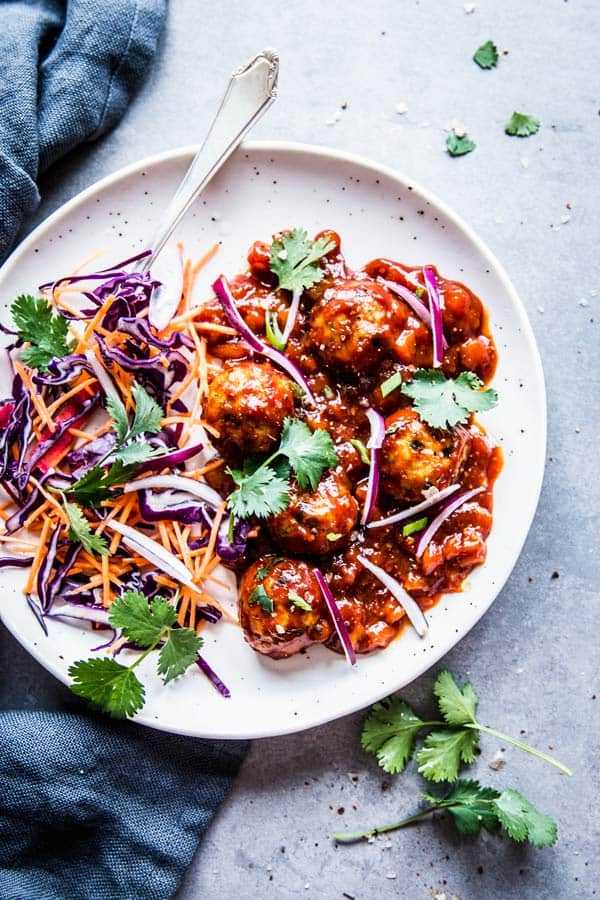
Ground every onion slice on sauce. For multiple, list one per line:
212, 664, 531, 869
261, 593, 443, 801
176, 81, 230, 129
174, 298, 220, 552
212, 275, 315, 404
367, 483, 461, 529
416, 486, 485, 558
380, 278, 449, 351
360, 409, 385, 526
423, 266, 445, 367
106, 520, 202, 594
124, 473, 224, 508
357, 554, 429, 638
314, 568, 357, 666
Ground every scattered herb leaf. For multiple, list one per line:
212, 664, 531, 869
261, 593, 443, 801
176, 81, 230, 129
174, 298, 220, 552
505, 112, 541, 137
248, 584, 274, 613
64, 501, 109, 556
447, 131, 476, 157
361, 697, 425, 774
473, 40, 499, 69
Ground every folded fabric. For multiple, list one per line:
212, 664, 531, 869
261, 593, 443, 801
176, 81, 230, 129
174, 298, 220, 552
0, 0, 168, 262
0, 709, 248, 900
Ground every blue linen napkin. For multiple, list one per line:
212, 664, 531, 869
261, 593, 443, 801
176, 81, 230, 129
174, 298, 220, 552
0, 0, 167, 262
0, 709, 248, 900
0, 3, 248, 897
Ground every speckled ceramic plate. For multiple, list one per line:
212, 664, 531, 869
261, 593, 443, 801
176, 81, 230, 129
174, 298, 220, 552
0, 142, 545, 739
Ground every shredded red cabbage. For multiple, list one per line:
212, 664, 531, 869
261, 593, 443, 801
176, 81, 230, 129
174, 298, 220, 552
196, 655, 231, 698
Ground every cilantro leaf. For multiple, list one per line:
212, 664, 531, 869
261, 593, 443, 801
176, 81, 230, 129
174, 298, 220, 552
113, 441, 164, 467
416, 728, 480, 782
278, 417, 338, 491
288, 590, 312, 612
227, 466, 290, 520
70, 460, 136, 506
106, 393, 129, 442
108, 591, 177, 646
473, 40, 499, 69
129, 382, 164, 438
494, 789, 557, 847
401, 369, 498, 428
361, 697, 425, 774
64, 502, 109, 556
505, 111, 541, 137
11, 295, 75, 371
434, 670, 478, 726
248, 584, 274, 613
69, 657, 145, 719
269, 228, 335, 293
422, 780, 501, 835
157, 627, 203, 684
446, 132, 476, 157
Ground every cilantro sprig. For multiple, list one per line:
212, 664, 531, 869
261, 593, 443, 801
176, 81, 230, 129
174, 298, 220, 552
269, 228, 335, 294
401, 369, 498, 429
68, 381, 165, 507
227, 417, 337, 521
361, 671, 571, 779
11, 295, 75, 372
69, 590, 202, 718
334, 779, 557, 848
64, 501, 109, 556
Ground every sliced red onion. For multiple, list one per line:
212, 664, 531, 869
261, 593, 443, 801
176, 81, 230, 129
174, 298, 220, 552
196, 655, 231, 698
84, 349, 121, 403
136, 441, 204, 475
314, 568, 356, 666
368, 483, 461, 529
357, 554, 428, 637
380, 277, 448, 350
212, 276, 315, 404
280, 285, 302, 344
148, 244, 184, 330
361, 409, 385, 526
416, 486, 485, 558
423, 266, 444, 367
124, 473, 223, 508
106, 520, 202, 594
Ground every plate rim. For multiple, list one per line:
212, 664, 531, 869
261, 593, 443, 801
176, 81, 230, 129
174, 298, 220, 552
0, 140, 547, 739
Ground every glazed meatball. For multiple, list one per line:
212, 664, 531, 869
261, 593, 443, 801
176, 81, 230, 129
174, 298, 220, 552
204, 360, 295, 460
239, 557, 332, 658
268, 472, 359, 555
309, 278, 407, 373
380, 408, 469, 503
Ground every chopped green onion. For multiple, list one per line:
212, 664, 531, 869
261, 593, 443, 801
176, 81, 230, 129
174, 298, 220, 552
288, 590, 312, 612
380, 371, 403, 398
265, 310, 286, 350
327, 532, 342, 542
402, 517, 428, 538
415, 286, 425, 299
350, 439, 370, 465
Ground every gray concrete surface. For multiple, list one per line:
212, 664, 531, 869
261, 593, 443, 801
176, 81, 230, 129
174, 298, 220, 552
1, 1, 599, 897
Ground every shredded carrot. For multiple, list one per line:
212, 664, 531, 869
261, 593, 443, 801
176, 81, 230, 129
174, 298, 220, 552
14, 361, 55, 433
24, 500, 51, 529
28, 476, 69, 524
198, 501, 226, 579
25, 517, 53, 593
46, 376, 97, 416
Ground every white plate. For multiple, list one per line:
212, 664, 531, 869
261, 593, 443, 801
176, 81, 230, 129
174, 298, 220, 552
0, 142, 546, 739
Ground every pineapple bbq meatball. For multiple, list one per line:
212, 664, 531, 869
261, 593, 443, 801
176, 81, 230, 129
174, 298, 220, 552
238, 557, 332, 659
267, 472, 359, 556
380, 408, 470, 503
309, 278, 407, 373
204, 360, 295, 461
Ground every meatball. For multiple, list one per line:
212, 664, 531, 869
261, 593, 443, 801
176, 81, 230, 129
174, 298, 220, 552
268, 472, 359, 555
204, 360, 295, 460
238, 557, 332, 658
309, 278, 407, 373
380, 408, 469, 503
